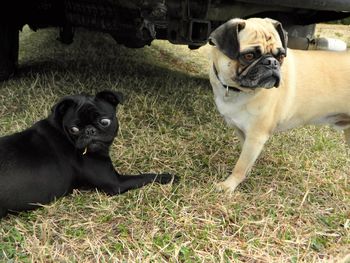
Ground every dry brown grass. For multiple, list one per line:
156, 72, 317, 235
0, 24, 349, 262
316, 24, 350, 46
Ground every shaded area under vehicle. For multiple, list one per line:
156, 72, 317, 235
1, 0, 350, 80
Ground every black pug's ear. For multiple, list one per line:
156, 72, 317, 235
50, 96, 77, 123
95, 90, 124, 107
265, 18, 288, 56
208, 19, 246, 60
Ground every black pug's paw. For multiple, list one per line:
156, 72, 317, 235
154, 173, 179, 185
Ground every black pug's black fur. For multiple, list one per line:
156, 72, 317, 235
0, 90, 175, 219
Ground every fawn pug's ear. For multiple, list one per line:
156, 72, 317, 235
208, 19, 246, 60
265, 18, 288, 55
95, 90, 124, 107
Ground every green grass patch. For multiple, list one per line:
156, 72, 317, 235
0, 26, 349, 262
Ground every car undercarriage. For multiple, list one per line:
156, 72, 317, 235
1, 0, 350, 80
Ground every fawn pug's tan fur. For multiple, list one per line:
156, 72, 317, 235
209, 18, 350, 192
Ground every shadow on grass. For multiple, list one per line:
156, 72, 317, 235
6, 27, 214, 126
16, 28, 210, 96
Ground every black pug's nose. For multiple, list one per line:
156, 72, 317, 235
85, 126, 97, 136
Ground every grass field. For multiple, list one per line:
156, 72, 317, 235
0, 25, 349, 262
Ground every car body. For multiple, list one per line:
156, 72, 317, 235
1, 0, 350, 80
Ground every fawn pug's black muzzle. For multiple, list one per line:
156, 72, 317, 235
235, 54, 281, 89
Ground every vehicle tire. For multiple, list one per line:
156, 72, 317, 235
0, 24, 19, 81
284, 24, 316, 50
286, 24, 316, 39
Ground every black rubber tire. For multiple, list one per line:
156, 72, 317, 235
0, 24, 19, 81
285, 24, 316, 50
286, 24, 316, 39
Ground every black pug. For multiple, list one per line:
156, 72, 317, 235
0, 90, 175, 218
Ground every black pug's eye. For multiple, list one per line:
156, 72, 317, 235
69, 126, 80, 135
99, 118, 111, 127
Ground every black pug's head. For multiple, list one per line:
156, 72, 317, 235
50, 90, 124, 155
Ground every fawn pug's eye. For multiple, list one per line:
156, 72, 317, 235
99, 118, 111, 127
243, 53, 255, 61
277, 54, 285, 63
275, 48, 286, 64
69, 126, 80, 135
